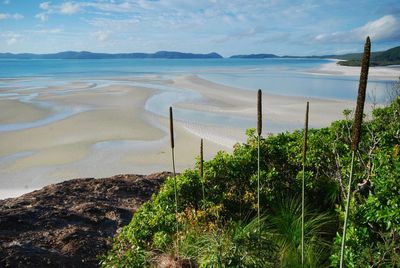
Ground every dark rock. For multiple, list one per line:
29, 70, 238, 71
0, 172, 170, 267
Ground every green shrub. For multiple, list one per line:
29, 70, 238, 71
101, 98, 400, 268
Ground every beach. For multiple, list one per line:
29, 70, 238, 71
0, 60, 398, 199
308, 60, 400, 79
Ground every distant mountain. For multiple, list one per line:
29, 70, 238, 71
229, 46, 400, 66
230, 53, 336, 59
335, 46, 400, 66
0, 51, 223, 59
1, 46, 399, 65
151, 51, 222, 59
230, 53, 279, 59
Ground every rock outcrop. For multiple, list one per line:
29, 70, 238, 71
0, 172, 170, 267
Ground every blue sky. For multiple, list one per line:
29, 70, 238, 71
0, 0, 399, 56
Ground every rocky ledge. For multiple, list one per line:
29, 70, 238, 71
0, 172, 170, 267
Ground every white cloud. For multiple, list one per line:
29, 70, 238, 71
39, 1, 51, 10
256, 32, 291, 44
37, 2, 52, 21
138, 0, 152, 9
353, 15, 400, 41
315, 15, 400, 43
37, 1, 80, 20
35, 28, 63, 34
60, 2, 81, 14
12, 13, 23, 19
1, 32, 21, 45
35, 13, 48, 22
92, 30, 110, 41
7, 37, 17, 45
0, 13, 23, 20
83, 1, 133, 13
39, 1, 136, 15
88, 17, 139, 30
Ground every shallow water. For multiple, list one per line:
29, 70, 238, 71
0, 58, 397, 198
1, 58, 392, 101
0, 58, 393, 131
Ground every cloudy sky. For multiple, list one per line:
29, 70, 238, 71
0, 0, 399, 56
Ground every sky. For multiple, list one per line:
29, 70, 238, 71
0, 0, 399, 56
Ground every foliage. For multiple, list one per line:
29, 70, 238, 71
386, 76, 400, 104
337, 46, 400, 66
100, 98, 400, 267
265, 197, 335, 267
179, 214, 273, 267
331, 97, 400, 267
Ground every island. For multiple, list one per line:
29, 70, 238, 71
335, 46, 400, 66
230, 46, 400, 66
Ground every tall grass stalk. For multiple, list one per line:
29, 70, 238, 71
302, 101, 309, 267
339, 36, 370, 268
200, 138, 205, 203
169, 106, 179, 255
257, 90, 262, 220
257, 89, 262, 263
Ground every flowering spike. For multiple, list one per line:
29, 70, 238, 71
351, 36, 371, 151
200, 139, 203, 178
302, 102, 309, 164
169, 107, 174, 149
257, 89, 262, 136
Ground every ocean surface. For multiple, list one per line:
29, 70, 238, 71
0, 58, 395, 131
0, 58, 398, 198
0, 58, 394, 100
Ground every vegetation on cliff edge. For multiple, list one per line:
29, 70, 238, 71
101, 98, 400, 267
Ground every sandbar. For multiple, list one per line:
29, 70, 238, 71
308, 60, 400, 80
0, 69, 394, 199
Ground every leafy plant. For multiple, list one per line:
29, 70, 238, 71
169, 106, 180, 256
266, 197, 334, 268
302, 101, 310, 267
101, 97, 400, 268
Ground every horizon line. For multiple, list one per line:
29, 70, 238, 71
0, 48, 384, 58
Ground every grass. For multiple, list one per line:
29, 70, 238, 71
339, 36, 370, 268
302, 101, 309, 267
267, 197, 334, 267
169, 106, 180, 256
175, 197, 334, 267
99, 38, 392, 268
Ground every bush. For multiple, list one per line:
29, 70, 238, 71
101, 98, 400, 267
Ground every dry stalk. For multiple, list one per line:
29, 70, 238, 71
340, 36, 371, 268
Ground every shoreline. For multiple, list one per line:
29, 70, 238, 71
0, 62, 398, 199
307, 60, 400, 79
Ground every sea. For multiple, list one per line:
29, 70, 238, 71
0, 58, 396, 130
0, 58, 395, 98
0, 58, 398, 198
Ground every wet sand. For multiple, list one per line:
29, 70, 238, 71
308, 60, 400, 80
0, 69, 387, 198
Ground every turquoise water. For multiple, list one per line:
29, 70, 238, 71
1, 58, 395, 130
1, 58, 397, 196
0, 58, 393, 101
0, 58, 327, 78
